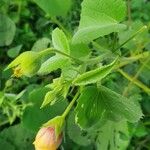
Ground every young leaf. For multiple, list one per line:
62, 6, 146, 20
73, 58, 118, 86
38, 56, 68, 75
41, 90, 57, 108
41, 78, 70, 108
75, 86, 143, 129
72, 0, 126, 44
52, 28, 70, 54
34, 0, 72, 17
38, 28, 70, 75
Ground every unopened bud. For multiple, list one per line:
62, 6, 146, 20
33, 127, 62, 150
6, 51, 41, 77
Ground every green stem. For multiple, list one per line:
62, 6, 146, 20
39, 48, 83, 64
113, 26, 147, 53
115, 51, 149, 69
127, 0, 132, 26
62, 90, 80, 118
85, 53, 113, 65
118, 69, 150, 95
51, 17, 71, 39
123, 56, 150, 96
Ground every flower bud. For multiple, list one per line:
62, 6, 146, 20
33, 127, 62, 150
6, 51, 41, 77
34, 116, 65, 150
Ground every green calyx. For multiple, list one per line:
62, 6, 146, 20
43, 116, 65, 139
6, 51, 41, 77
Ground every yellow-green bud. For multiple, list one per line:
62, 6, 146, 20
6, 51, 41, 77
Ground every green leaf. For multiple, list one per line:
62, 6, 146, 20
72, 0, 126, 43
38, 56, 68, 75
34, 0, 72, 17
41, 90, 58, 108
96, 120, 130, 150
67, 111, 92, 146
0, 139, 15, 150
75, 86, 143, 129
7, 45, 22, 58
70, 43, 90, 59
73, 58, 118, 86
38, 28, 70, 75
52, 28, 70, 54
0, 124, 34, 150
31, 37, 51, 52
41, 78, 70, 108
0, 14, 16, 46
22, 87, 68, 132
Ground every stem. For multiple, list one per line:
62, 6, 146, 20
39, 48, 83, 64
123, 57, 150, 96
115, 51, 149, 69
127, 0, 132, 26
62, 90, 80, 118
85, 52, 111, 64
118, 69, 150, 95
113, 26, 147, 53
51, 17, 71, 39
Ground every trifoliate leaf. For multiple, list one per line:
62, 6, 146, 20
72, 0, 126, 43
73, 57, 118, 85
75, 86, 143, 129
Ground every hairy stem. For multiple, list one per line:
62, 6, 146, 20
62, 90, 80, 118
51, 17, 71, 38
123, 57, 150, 96
113, 26, 147, 53
39, 48, 83, 64
118, 69, 150, 95
116, 51, 149, 69
127, 0, 132, 26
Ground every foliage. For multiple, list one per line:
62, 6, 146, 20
0, 0, 150, 150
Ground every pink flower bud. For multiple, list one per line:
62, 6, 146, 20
33, 127, 62, 150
